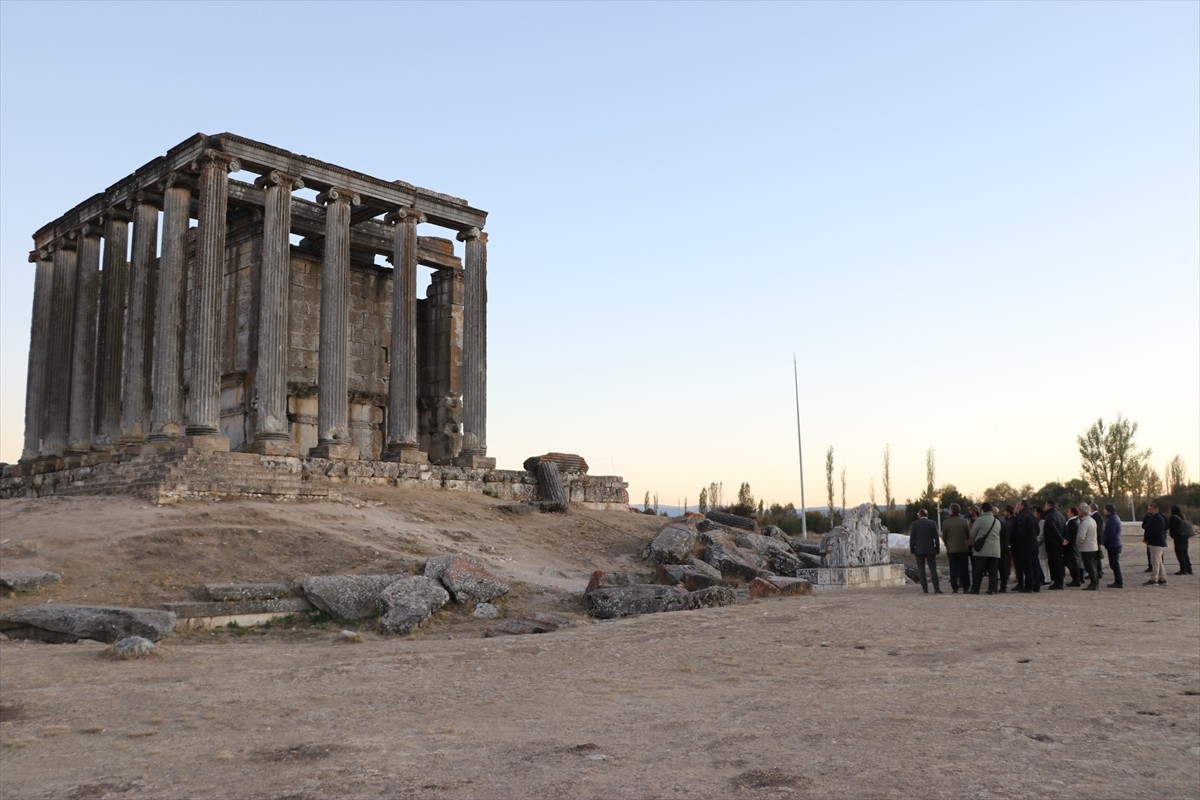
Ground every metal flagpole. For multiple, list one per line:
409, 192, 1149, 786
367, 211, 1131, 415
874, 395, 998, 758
794, 353, 808, 539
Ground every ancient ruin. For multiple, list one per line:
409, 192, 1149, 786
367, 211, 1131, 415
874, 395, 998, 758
2, 133, 626, 507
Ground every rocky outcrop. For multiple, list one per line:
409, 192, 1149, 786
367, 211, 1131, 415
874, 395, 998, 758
378, 576, 450, 635
0, 604, 177, 643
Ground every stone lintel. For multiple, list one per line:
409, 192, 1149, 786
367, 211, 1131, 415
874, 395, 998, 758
308, 442, 360, 461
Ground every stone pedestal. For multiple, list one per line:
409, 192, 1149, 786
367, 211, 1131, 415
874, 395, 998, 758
183, 434, 231, 453
309, 442, 361, 460
250, 438, 298, 456
453, 454, 496, 469
381, 443, 428, 464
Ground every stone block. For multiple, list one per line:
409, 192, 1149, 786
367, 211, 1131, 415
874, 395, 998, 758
309, 442, 360, 460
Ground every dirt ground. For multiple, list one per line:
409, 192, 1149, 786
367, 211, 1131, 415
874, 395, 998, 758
1, 490, 1198, 800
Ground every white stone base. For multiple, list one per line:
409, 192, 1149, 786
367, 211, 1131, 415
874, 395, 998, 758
792, 563, 907, 591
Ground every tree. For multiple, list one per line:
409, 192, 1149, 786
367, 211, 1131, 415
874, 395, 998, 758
882, 444, 894, 511
653, 492, 659, 515
1077, 415, 1151, 496
1167, 455, 1188, 492
982, 482, 1018, 506
925, 448, 936, 500
699, 488, 708, 514
825, 447, 835, 521
708, 482, 723, 510
839, 467, 847, 515
737, 482, 754, 509
644, 491, 650, 513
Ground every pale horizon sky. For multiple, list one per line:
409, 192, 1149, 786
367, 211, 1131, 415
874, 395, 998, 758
1, 1, 1197, 511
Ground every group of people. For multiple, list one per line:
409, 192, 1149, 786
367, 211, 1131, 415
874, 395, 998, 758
908, 499, 1195, 595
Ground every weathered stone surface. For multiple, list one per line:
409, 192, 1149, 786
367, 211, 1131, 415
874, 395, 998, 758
584, 584, 687, 619
0, 567, 62, 593
655, 564, 690, 585
498, 503, 537, 515
523, 453, 589, 474
819, 503, 891, 567
584, 569, 653, 594
203, 582, 302, 601
681, 572, 729, 591
686, 558, 724, 580
0, 604, 177, 643
680, 586, 737, 610
378, 576, 449, 634
750, 576, 814, 597
643, 522, 697, 564
535, 461, 569, 511
161, 597, 315, 618
705, 510, 757, 531
762, 524, 789, 541
110, 635, 157, 659
473, 602, 501, 619
702, 542, 770, 582
301, 574, 403, 621
482, 612, 576, 637
440, 559, 509, 604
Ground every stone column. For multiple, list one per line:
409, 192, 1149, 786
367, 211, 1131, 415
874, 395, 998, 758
382, 207, 427, 463
456, 227, 494, 468
149, 172, 193, 442
251, 170, 303, 455
66, 225, 103, 454
94, 210, 131, 448
43, 240, 78, 456
309, 187, 360, 460
21, 249, 55, 461
120, 192, 160, 444
185, 149, 238, 445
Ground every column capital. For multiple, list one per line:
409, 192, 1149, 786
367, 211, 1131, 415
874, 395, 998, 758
103, 205, 134, 224
317, 186, 360, 207
456, 226, 481, 243
190, 148, 240, 174
255, 170, 305, 192
160, 170, 196, 193
125, 188, 163, 211
385, 207, 426, 226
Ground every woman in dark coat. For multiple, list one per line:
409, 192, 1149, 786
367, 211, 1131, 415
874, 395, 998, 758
1168, 505, 1194, 576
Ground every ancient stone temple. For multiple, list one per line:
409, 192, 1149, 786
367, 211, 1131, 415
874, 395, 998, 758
17, 133, 493, 468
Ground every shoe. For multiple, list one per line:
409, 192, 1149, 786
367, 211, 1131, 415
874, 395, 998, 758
1085, 585, 1098, 591
1048, 585, 1063, 591
986, 591, 995, 595
1158, 580, 1167, 585
1143, 580, 1158, 585
1145, 567, 1153, 572
1067, 581, 1082, 587
934, 589, 944, 594
1108, 583, 1123, 588
1175, 571, 1188, 576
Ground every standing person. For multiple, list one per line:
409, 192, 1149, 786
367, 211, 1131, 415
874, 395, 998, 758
1043, 500, 1068, 590
1064, 507, 1084, 587
1090, 503, 1105, 581
1142, 503, 1169, 585
1102, 503, 1124, 588
909, 508, 943, 594
998, 505, 1015, 593
968, 502, 1002, 594
1076, 502, 1100, 590
942, 504, 972, 594
1168, 505, 1194, 576
1035, 507, 1050, 586
1012, 500, 1039, 592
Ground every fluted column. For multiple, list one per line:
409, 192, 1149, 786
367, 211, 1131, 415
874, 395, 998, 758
149, 172, 193, 441
456, 226, 493, 467
43, 240, 78, 456
66, 225, 102, 453
120, 192, 160, 443
382, 206, 426, 463
185, 149, 238, 441
251, 170, 303, 454
21, 249, 55, 460
94, 210, 131, 447
310, 187, 360, 459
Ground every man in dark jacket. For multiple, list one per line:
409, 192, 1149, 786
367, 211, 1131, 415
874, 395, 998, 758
942, 504, 972, 593
909, 509, 942, 594
1168, 505, 1194, 576
1064, 508, 1083, 586
998, 505, 1015, 592
1102, 503, 1124, 588
1143, 503, 1169, 585
1043, 500, 1068, 590
1011, 500, 1039, 592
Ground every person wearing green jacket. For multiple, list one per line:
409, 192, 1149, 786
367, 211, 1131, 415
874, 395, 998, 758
968, 502, 1002, 595
942, 504, 972, 593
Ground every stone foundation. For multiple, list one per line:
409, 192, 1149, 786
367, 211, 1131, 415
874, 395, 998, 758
0, 448, 629, 509
794, 564, 908, 590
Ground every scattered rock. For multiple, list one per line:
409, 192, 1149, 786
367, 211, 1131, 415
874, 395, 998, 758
497, 503, 537, 515
702, 542, 769, 583
522, 453, 589, 474
437, 559, 509, 604
584, 584, 688, 619
108, 636, 156, 659
749, 577, 813, 597
705, 510, 757, 531
473, 603, 501, 619
642, 522, 698, 565
301, 575, 404, 621
378, 576, 450, 635
0, 604, 177, 644
584, 570, 652, 594
334, 630, 363, 644
482, 612, 577, 637
680, 586, 736, 610
0, 567, 62, 594
203, 582, 302, 601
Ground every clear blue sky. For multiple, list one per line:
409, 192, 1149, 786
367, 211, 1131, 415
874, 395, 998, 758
2, 0, 1197, 510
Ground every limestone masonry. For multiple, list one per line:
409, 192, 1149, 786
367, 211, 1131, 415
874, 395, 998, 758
4, 133, 627, 506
